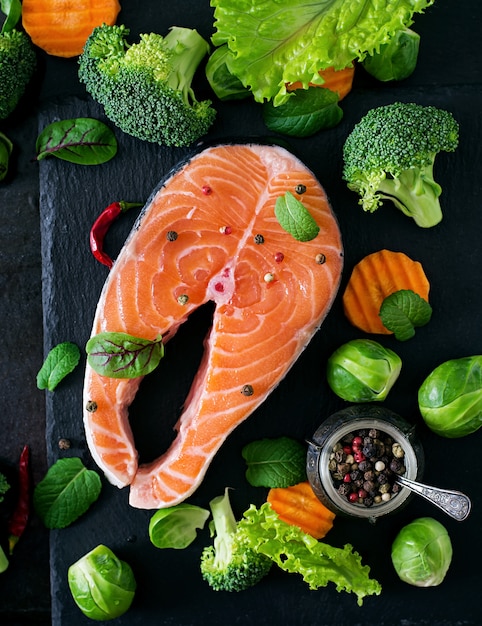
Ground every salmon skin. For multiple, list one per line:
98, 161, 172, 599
83, 143, 343, 509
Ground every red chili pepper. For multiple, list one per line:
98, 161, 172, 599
90, 201, 143, 268
8, 445, 30, 555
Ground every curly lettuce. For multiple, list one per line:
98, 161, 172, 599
237, 502, 382, 605
211, 0, 435, 105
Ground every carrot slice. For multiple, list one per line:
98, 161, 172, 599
342, 249, 430, 335
267, 481, 336, 539
286, 65, 355, 100
22, 0, 121, 58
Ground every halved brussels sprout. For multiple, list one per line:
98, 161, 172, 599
68, 544, 136, 621
326, 339, 402, 402
391, 517, 452, 587
362, 27, 420, 82
418, 355, 482, 437
149, 503, 210, 549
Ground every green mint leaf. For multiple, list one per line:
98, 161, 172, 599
35, 118, 118, 165
86, 332, 164, 378
379, 289, 432, 341
262, 87, 343, 138
37, 342, 81, 391
0, 131, 13, 181
0, 0, 22, 34
33, 457, 102, 529
242, 436, 307, 488
274, 191, 320, 242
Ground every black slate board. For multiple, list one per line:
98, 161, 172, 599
39, 81, 482, 625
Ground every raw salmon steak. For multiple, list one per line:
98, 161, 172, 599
83, 143, 343, 509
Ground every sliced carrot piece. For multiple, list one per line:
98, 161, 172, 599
22, 0, 121, 58
267, 481, 336, 540
342, 249, 430, 335
286, 64, 355, 100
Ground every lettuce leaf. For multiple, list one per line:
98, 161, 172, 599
238, 502, 382, 605
211, 0, 434, 105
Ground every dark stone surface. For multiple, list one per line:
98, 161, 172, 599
0, 1, 481, 624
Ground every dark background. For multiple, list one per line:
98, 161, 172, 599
0, 1, 481, 625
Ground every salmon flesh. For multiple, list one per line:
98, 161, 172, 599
82, 143, 343, 509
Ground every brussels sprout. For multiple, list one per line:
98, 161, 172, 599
391, 517, 452, 587
362, 28, 420, 82
418, 355, 482, 438
205, 45, 251, 101
326, 339, 402, 402
149, 503, 210, 549
68, 544, 136, 621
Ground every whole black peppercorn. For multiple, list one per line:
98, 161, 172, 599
377, 472, 388, 485
358, 460, 371, 472
338, 484, 351, 496
390, 458, 404, 474
363, 443, 377, 458
350, 469, 362, 482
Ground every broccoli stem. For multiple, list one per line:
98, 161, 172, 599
210, 491, 237, 564
163, 27, 211, 105
377, 161, 443, 228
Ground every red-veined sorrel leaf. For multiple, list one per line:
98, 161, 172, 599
86, 332, 164, 378
35, 118, 117, 165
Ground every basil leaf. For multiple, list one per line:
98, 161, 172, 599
0, 131, 13, 181
379, 289, 432, 341
86, 332, 164, 378
37, 341, 81, 391
242, 437, 307, 488
0, 0, 21, 34
274, 191, 320, 242
263, 88, 343, 138
35, 118, 118, 165
34, 457, 102, 529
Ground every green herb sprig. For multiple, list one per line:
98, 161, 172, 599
34, 457, 102, 529
37, 342, 81, 391
275, 191, 320, 242
379, 289, 432, 340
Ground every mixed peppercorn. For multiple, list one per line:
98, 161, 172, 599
329, 428, 406, 507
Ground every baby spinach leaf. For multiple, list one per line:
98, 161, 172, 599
86, 332, 164, 378
33, 457, 102, 529
242, 436, 307, 488
379, 289, 432, 341
262, 88, 343, 138
275, 191, 320, 242
35, 118, 118, 165
37, 341, 81, 391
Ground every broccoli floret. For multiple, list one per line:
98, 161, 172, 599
200, 489, 272, 592
342, 102, 459, 228
78, 23, 216, 147
0, 29, 36, 119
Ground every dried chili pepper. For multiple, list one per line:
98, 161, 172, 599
8, 445, 30, 555
90, 201, 143, 268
